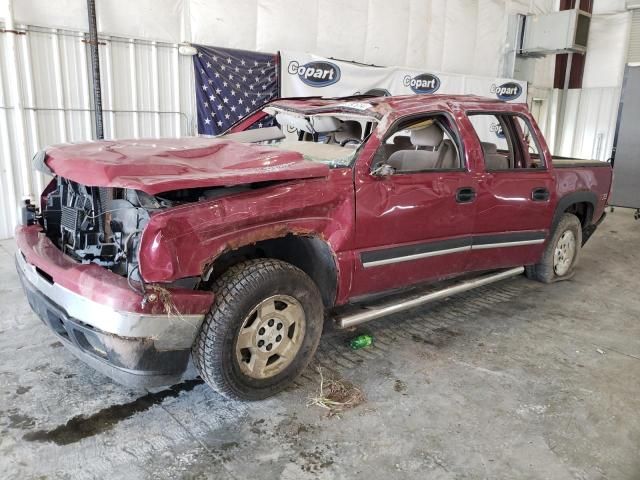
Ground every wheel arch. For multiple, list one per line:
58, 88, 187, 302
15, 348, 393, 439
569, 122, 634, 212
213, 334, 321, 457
553, 191, 598, 231
203, 233, 339, 308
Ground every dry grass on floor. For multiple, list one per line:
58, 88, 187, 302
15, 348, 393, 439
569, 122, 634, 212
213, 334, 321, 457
307, 366, 366, 417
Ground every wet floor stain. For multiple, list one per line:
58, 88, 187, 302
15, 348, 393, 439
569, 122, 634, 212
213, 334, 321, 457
6, 410, 36, 429
16, 385, 32, 395
23, 379, 204, 446
29, 363, 50, 372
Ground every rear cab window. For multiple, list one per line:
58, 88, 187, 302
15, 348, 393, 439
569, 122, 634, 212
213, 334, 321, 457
467, 113, 546, 171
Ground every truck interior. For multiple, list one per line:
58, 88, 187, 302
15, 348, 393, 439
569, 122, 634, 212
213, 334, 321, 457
231, 108, 378, 167
374, 115, 463, 172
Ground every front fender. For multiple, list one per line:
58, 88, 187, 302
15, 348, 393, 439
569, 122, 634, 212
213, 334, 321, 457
137, 173, 354, 283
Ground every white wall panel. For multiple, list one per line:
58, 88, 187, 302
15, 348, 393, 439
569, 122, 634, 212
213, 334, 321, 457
363, 0, 411, 66
0, 25, 196, 239
557, 89, 582, 156
593, 0, 627, 15
424, 0, 447, 70
4, 0, 187, 42
316, 0, 367, 60
405, 0, 430, 67
190, 0, 259, 50
0, 30, 19, 237
9, 0, 87, 31
97, 0, 185, 43
256, 0, 319, 53
441, 0, 479, 74
582, 12, 632, 88
527, 85, 554, 142
629, 9, 640, 63
575, 88, 620, 161
3, 0, 559, 80
555, 87, 620, 161
474, 0, 508, 77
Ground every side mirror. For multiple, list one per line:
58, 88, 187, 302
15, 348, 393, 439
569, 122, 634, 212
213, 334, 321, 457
371, 163, 395, 177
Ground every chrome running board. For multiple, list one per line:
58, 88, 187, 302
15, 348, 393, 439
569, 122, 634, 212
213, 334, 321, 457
335, 267, 525, 329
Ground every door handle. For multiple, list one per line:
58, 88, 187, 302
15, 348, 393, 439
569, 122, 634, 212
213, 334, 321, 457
531, 187, 550, 201
456, 187, 476, 203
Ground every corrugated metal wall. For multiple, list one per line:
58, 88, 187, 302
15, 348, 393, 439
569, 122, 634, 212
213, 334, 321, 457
0, 24, 196, 239
629, 9, 640, 62
557, 87, 622, 161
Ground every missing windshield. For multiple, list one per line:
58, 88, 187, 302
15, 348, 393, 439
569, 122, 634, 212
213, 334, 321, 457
244, 109, 377, 168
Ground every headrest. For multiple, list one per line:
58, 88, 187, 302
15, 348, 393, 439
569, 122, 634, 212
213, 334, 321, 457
275, 113, 313, 133
410, 125, 443, 147
334, 121, 362, 143
481, 142, 498, 154
310, 116, 341, 133
393, 136, 412, 148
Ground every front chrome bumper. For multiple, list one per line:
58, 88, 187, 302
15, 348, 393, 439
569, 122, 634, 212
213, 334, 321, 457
16, 250, 205, 350
16, 249, 208, 388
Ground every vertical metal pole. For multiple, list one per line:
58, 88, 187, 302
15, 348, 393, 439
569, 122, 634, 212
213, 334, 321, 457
86, 0, 104, 139
555, 52, 573, 154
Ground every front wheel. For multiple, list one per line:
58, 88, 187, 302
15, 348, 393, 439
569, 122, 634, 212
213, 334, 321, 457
192, 259, 324, 400
526, 213, 582, 283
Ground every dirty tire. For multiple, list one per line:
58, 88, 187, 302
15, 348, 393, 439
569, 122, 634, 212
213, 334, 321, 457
192, 259, 324, 400
525, 213, 582, 284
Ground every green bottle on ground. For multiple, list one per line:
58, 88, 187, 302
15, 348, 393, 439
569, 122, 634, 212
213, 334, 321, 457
349, 334, 373, 350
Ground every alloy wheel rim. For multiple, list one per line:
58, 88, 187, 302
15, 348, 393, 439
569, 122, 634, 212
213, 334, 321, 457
553, 230, 576, 276
235, 295, 306, 379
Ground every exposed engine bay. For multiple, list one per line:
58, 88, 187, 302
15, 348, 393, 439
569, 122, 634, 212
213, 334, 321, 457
40, 177, 257, 278
42, 177, 159, 276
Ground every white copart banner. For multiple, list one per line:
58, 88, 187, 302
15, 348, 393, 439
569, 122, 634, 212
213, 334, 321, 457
280, 51, 528, 103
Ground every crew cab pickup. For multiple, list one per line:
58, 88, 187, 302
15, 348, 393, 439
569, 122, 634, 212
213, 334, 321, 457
15, 95, 612, 399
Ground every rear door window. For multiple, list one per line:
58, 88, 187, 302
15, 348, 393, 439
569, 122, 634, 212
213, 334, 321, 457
467, 113, 546, 171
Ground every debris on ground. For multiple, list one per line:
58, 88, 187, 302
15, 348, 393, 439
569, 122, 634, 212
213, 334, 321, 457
349, 333, 373, 350
393, 379, 407, 393
307, 367, 365, 416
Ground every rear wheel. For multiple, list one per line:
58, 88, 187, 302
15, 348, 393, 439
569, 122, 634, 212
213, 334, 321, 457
526, 213, 582, 283
192, 259, 324, 400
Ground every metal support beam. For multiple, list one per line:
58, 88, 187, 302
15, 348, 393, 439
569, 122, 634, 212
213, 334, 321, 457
555, 52, 574, 154
86, 0, 104, 139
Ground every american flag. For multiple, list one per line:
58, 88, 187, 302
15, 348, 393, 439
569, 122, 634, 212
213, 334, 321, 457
194, 45, 279, 136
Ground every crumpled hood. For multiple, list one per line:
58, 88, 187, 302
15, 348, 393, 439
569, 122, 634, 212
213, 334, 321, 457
44, 137, 330, 195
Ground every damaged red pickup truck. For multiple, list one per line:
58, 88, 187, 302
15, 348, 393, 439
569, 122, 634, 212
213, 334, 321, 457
16, 95, 612, 399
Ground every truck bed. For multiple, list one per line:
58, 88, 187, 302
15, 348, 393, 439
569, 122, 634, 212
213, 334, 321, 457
552, 157, 610, 168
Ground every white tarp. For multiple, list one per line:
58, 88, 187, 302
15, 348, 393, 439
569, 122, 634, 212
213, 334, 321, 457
280, 51, 528, 103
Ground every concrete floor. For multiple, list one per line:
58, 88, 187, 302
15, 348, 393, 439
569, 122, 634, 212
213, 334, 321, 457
1, 208, 639, 480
